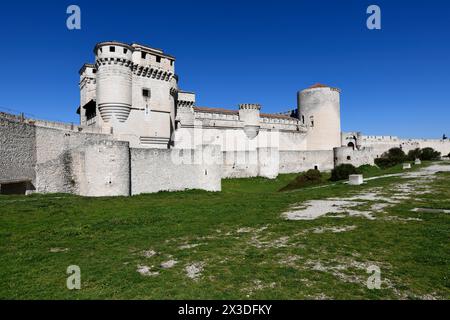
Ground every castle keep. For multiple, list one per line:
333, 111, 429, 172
1, 41, 449, 196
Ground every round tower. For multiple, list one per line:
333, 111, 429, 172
95, 41, 133, 124
298, 84, 341, 150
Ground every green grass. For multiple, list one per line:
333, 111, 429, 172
0, 161, 449, 299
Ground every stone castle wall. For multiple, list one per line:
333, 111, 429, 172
333, 147, 376, 167
0, 114, 224, 196
278, 150, 334, 173
130, 145, 222, 194
0, 117, 36, 186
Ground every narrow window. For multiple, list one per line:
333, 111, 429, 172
156, 56, 161, 63
311, 120, 314, 127
123, 48, 128, 54
142, 88, 150, 98
302, 115, 305, 124
141, 52, 147, 59
170, 60, 174, 66
109, 46, 115, 52
347, 156, 351, 160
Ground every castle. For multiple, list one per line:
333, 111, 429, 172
1, 41, 449, 196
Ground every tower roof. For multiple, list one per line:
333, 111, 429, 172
303, 83, 341, 92
308, 83, 330, 89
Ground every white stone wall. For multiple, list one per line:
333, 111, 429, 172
71, 140, 130, 197
336, 134, 450, 168
34, 126, 114, 194
0, 117, 36, 187
278, 150, 334, 173
174, 121, 306, 152
333, 146, 375, 167
130, 145, 222, 195
222, 150, 259, 178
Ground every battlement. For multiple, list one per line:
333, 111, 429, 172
90, 41, 175, 81
0, 111, 110, 134
177, 91, 195, 109
239, 103, 261, 110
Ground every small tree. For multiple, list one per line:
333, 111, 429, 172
420, 147, 441, 161
374, 147, 406, 168
374, 157, 395, 169
279, 169, 322, 191
407, 148, 421, 161
384, 147, 406, 163
330, 164, 358, 181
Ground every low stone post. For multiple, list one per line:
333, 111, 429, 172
349, 174, 363, 185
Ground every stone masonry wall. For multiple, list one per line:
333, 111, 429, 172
130, 145, 222, 195
0, 117, 36, 187
71, 140, 130, 197
278, 150, 334, 173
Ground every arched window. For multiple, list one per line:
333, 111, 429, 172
347, 142, 355, 150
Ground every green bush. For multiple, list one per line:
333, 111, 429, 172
330, 164, 358, 182
384, 147, 406, 163
420, 147, 441, 160
375, 147, 406, 168
407, 148, 421, 161
357, 164, 381, 176
374, 157, 395, 169
279, 169, 322, 191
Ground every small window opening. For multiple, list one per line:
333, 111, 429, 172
170, 60, 174, 66
141, 52, 147, 59
156, 56, 161, 63
109, 46, 115, 52
314, 165, 318, 170
347, 156, 351, 160
142, 88, 150, 98
123, 48, 128, 54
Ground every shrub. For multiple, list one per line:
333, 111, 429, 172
407, 148, 421, 161
420, 147, 441, 161
384, 147, 406, 163
279, 169, 322, 191
375, 147, 406, 168
357, 164, 380, 176
330, 164, 358, 182
374, 157, 396, 169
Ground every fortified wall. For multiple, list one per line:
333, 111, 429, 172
0, 114, 222, 196
335, 132, 450, 166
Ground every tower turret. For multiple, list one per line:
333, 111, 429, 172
95, 41, 133, 125
298, 84, 341, 150
239, 103, 261, 139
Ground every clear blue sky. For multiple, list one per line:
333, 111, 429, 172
0, 0, 448, 138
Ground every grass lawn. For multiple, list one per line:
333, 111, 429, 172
0, 161, 449, 299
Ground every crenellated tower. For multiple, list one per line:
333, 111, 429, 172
95, 41, 134, 125
239, 103, 261, 139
